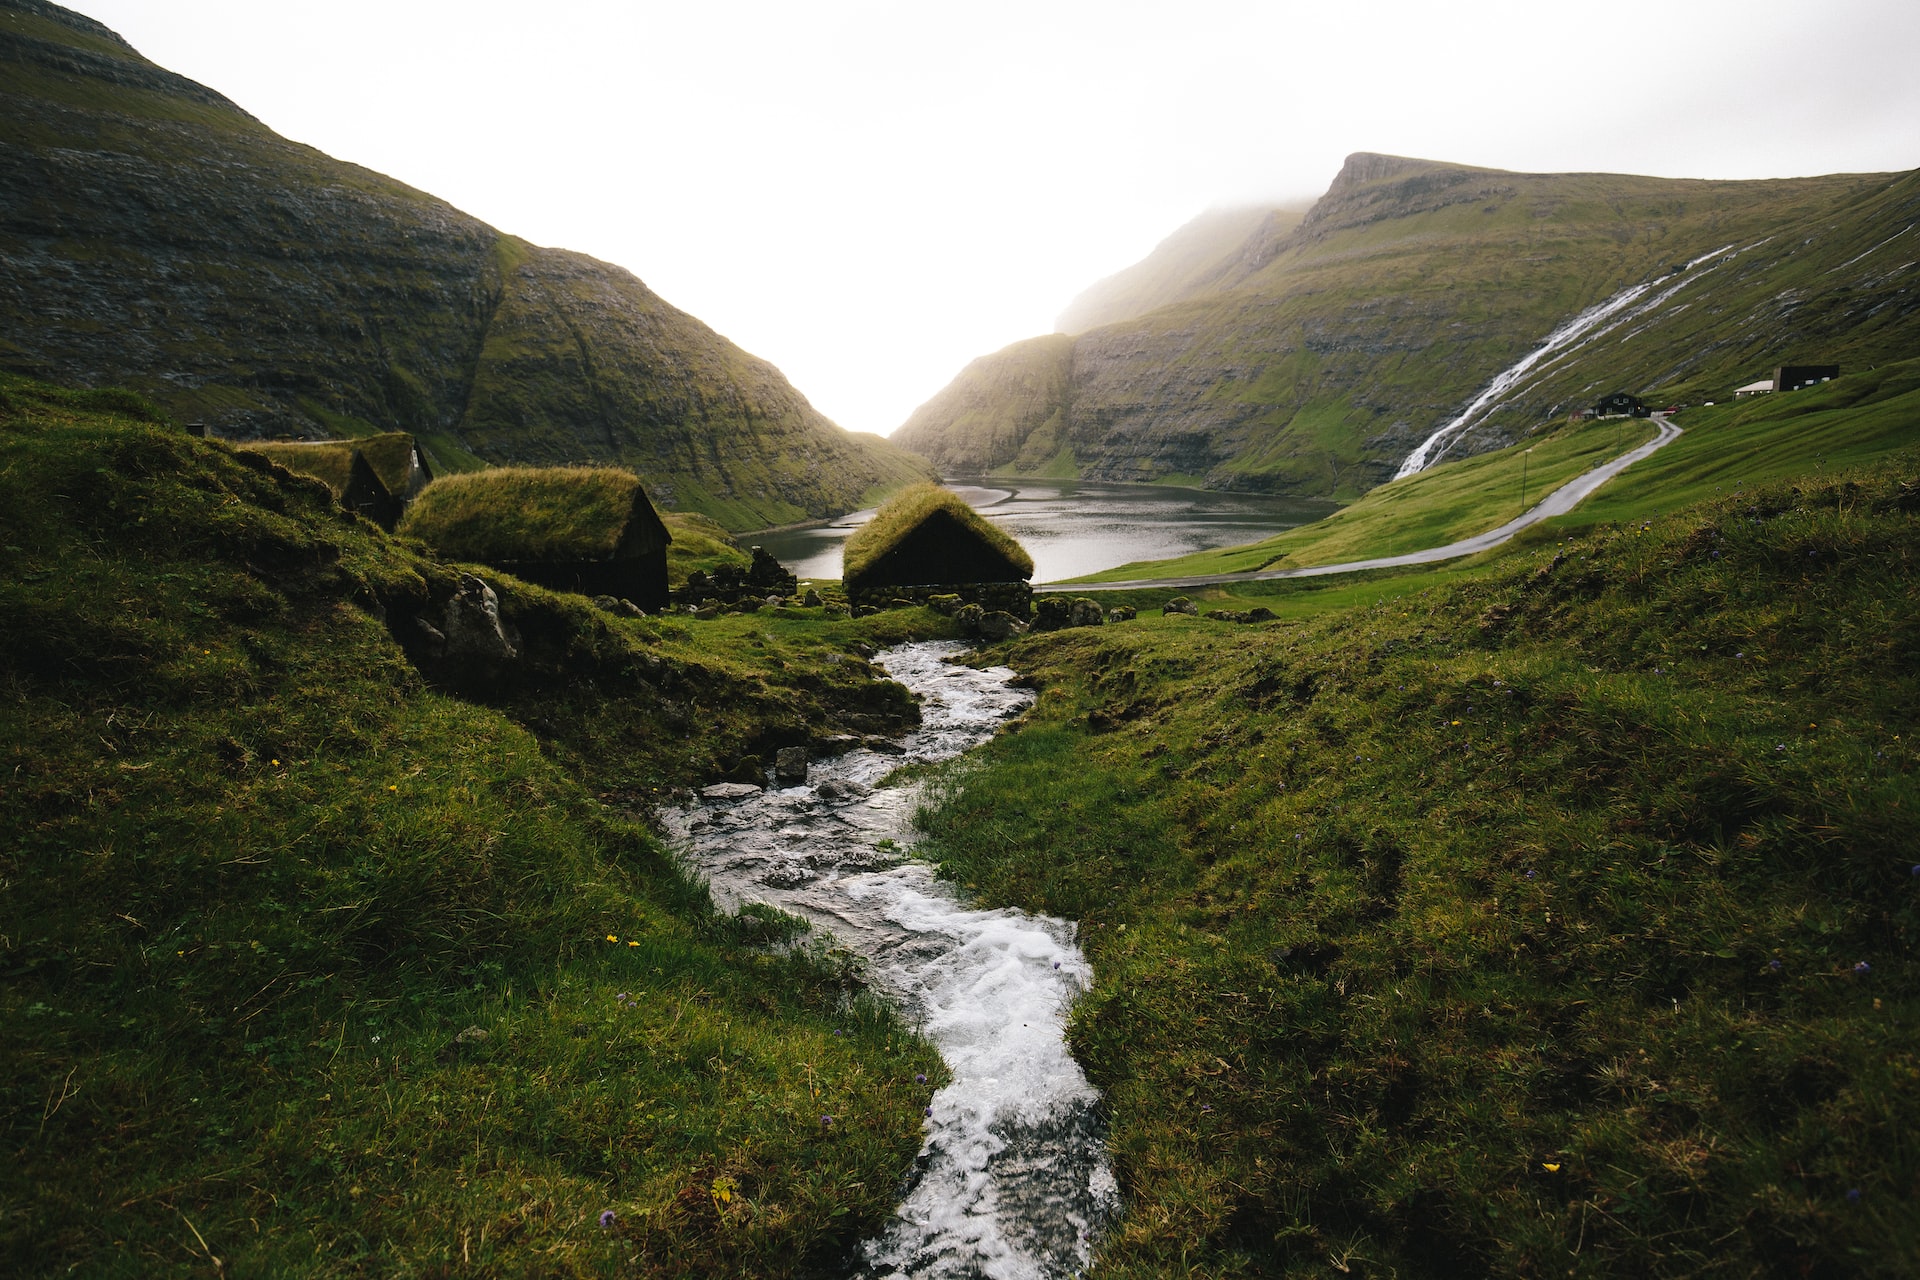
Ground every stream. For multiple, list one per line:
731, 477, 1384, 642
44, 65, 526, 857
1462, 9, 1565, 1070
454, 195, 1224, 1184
661, 642, 1117, 1279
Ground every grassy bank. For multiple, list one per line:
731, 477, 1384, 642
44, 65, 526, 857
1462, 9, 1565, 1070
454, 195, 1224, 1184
0, 376, 953, 1277
917, 452, 1920, 1276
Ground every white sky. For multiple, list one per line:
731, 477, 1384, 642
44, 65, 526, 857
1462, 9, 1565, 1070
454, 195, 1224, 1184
75, 0, 1920, 437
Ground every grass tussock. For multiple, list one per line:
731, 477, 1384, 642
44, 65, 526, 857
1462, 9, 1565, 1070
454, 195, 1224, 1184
842, 482, 1034, 583
918, 452, 1920, 1277
399, 466, 659, 562
0, 374, 952, 1277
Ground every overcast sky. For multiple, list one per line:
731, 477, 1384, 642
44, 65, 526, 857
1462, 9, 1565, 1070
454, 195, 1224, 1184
77, 0, 1920, 437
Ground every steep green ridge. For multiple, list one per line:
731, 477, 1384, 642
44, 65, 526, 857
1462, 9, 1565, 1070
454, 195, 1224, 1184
895, 152, 1919, 496
0, 0, 931, 530
919, 449, 1920, 1276
0, 375, 960, 1276
1056, 205, 1297, 333
1077, 355, 1920, 581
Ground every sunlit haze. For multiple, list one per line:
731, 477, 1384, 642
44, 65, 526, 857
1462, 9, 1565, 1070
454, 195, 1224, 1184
76, 0, 1920, 438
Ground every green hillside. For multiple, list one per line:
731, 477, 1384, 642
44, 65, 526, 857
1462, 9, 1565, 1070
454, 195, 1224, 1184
0, 1, 930, 529
0, 374, 955, 1276
916, 443, 1920, 1276
895, 152, 1919, 497
1078, 357, 1920, 582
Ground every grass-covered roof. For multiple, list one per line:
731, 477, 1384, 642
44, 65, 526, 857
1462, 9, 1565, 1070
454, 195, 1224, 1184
842, 482, 1033, 587
398, 466, 667, 562
238, 433, 421, 498
239, 440, 359, 498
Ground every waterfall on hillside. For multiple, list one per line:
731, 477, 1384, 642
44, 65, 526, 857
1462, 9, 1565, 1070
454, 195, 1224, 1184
1394, 240, 1755, 479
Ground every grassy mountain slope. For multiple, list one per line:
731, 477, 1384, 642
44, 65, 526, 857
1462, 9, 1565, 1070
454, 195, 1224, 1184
918, 443, 1920, 1277
0, 0, 930, 529
1078, 357, 1920, 581
895, 153, 1918, 497
1056, 205, 1297, 334
0, 375, 957, 1277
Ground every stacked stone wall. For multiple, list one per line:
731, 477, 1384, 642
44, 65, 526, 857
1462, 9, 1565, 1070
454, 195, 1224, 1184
850, 581, 1032, 619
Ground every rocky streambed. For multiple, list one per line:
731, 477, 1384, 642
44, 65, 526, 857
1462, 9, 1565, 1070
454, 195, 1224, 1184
661, 642, 1116, 1279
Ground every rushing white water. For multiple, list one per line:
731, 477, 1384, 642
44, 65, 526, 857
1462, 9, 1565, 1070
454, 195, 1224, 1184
661, 643, 1117, 1279
1394, 241, 1748, 479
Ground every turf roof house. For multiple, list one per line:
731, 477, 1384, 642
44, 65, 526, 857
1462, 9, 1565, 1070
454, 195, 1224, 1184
842, 483, 1034, 616
397, 466, 672, 612
236, 433, 432, 530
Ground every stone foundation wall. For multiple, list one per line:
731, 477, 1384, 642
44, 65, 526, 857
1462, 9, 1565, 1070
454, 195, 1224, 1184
850, 581, 1032, 619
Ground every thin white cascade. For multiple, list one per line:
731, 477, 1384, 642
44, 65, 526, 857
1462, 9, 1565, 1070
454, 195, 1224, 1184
1394, 240, 1748, 479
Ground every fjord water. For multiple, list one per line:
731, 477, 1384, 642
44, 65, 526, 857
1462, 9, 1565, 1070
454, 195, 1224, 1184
662, 644, 1116, 1278
756, 478, 1339, 583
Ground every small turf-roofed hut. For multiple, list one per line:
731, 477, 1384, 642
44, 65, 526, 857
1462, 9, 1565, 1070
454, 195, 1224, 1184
397, 466, 672, 611
842, 483, 1034, 616
238, 433, 433, 530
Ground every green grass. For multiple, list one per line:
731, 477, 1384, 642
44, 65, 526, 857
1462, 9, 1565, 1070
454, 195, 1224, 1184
399, 466, 655, 561
0, 376, 954, 1277
1547, 359, 1920, 529
1077, 417, 1658, 581
663, 510, 752, 581
915, 450, 1920, 1277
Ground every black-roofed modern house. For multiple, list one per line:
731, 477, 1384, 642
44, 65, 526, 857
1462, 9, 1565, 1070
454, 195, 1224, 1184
397, 466, 672, 611
841, 483, 1035, 616
1591, 392, 1651, 419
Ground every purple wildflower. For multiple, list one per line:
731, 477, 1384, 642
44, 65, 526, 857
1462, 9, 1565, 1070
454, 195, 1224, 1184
1769, 960, 1783, 972
924, 1106, 933, 1116
1200, 1104, 1214, 1113
1847, 1188, 1863, 1204
1911, 865, 1919, 877
821, 1114, 834, 1126
915, 1073, 927, 1084
1525, 870, 1536, 879
599, 1210, 616, 1229
1855, 961, 1872, 976
1053, 961, 1061, 970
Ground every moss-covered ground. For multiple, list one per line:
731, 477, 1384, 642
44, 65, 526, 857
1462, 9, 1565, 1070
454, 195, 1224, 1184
0, 375, 958, 1278
915, 448, 1920, 1276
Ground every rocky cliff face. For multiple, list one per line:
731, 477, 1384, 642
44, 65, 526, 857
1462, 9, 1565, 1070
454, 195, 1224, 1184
0, 0, 929, 529
896, 152, 1920, 497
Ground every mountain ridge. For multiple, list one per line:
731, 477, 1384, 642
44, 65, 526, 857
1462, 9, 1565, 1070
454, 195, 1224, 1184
895, 152, 1919, 497
0, 0, 931, 530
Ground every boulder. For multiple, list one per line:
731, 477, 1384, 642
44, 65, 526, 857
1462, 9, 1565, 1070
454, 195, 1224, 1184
1162, 596, 1198, 616
927, 593, 964, 615
1030, 597, 1073, 632
1106, 605, 1137, 622
802, 588, 823, 607
977, 610, 1027, 640
774, 746, 809, 784
953, 602, 986, 632
1069, 597, 1107, 627
699, 781, 763, 802
442, 574, 518, 664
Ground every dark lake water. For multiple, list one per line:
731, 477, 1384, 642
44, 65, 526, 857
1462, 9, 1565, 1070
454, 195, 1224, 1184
754, 479, 1341, 584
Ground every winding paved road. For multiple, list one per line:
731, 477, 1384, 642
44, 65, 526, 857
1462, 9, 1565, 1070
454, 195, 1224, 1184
1034, 416, 1682, 594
